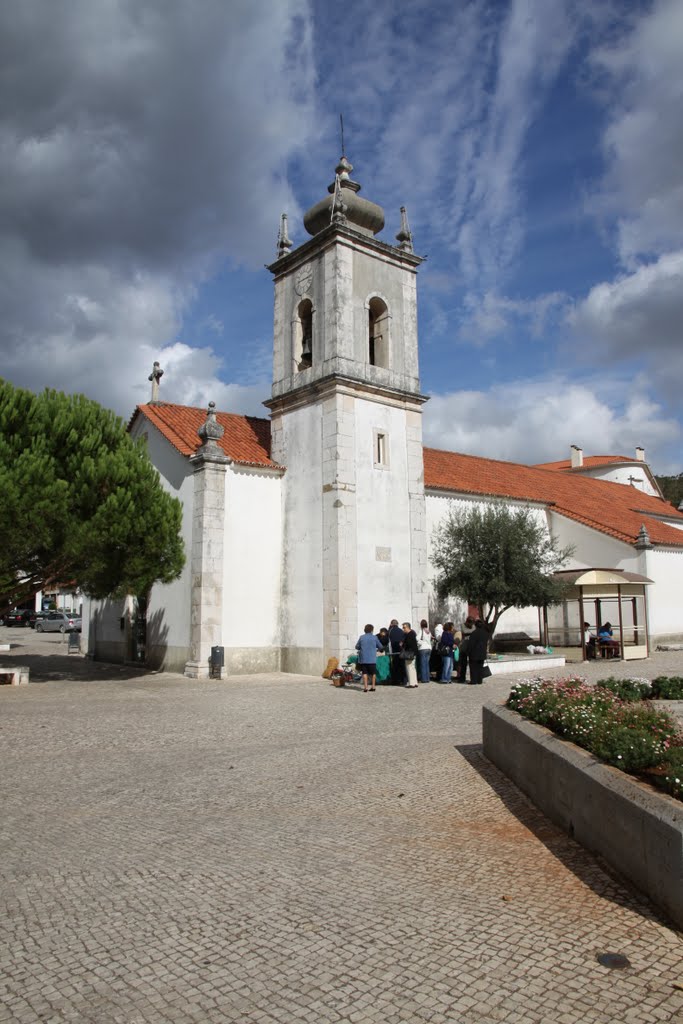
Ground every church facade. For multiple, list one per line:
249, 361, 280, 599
83, 156, 683, 674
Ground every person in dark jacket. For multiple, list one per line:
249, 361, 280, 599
468, 619, 490, 684
457, 616, 476, 682
388, 619, 406, 684
401, 622, 419, 687
439, 621, 456, 682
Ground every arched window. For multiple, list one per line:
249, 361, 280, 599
368, 297, 389, 368
293, 299, 313, 371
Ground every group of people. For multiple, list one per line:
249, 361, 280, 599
355, 616, 491, 692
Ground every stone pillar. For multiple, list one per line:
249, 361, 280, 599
406, 408, 428, 626
321, 391, 358, 660
184, 404, 229, 679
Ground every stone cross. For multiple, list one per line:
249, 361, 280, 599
148, 361, 164, 403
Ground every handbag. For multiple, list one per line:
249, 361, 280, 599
482, 664, 492, 678
400, 650, 415, 661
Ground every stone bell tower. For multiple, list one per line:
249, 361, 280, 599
265, 155, 428, 673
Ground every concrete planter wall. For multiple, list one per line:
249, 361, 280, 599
482, 703, 683, 930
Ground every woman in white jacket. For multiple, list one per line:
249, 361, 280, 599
416, 619, 433, 683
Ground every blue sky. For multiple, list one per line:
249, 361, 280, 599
1, 0, 682, 472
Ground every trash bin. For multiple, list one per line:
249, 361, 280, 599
67, 631, 80, 654
210, 645, 224, 679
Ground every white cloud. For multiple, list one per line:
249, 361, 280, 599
590, 0, 683, 264
458, 289, 567, 344
571, 251, 683, 364
424, 376, 681, 473
0, 0, 315, 413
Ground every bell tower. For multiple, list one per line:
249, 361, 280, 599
265, 155, 428, 673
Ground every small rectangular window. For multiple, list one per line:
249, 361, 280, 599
373, 429, 389, 469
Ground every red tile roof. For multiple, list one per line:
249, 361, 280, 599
535, 455, 633, 471
132, 404, 683, 548
424, 447, 683, 548
134, 403, 276, 467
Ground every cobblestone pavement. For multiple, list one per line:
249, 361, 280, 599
1, 636, 683, 1023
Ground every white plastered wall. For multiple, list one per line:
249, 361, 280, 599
273, 402, 324, 666
87, 418, 194, 669
355, 396, 420, 634
142, 425, 194, 666
221, 465, 283, 671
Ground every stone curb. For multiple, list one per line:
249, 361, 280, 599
482, 701, 683, 930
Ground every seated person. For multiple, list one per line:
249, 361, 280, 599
598, 622, 619, 657
583, 622, 596, 659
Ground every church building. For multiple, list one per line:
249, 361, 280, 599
83, 156, 683, 675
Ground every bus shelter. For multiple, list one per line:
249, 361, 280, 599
542, 569, 653, 661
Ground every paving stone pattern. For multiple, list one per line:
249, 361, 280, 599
1, 643, 683, 1023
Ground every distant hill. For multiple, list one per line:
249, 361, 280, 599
656, 474, 683, 509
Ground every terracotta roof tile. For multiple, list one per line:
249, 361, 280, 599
424, 447, 683, 548
134, 404, 277, 467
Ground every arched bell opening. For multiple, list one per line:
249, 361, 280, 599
292, 298, 314, 372
368, 296, 390, 368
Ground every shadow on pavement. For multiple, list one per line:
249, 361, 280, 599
456, 741, 667, 926
0, 649, 155, 684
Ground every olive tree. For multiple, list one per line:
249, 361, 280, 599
431, 501, 573, 636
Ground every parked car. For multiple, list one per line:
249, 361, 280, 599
34, 611, 82, 633
5, 608, 35, 627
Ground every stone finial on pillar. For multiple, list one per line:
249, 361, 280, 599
277, 213, 292, 258
197, 401, 225, 456
396, 206, 413, 252
148, 361, 164, 403
330, 174, 348, 226
635, 523, 652, 549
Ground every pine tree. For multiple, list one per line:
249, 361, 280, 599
0, 379, 185, 609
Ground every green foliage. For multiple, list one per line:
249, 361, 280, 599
431, 502, 573, 634
0, 379, 185, 607
651, 676, 683, 700
655, 473, 683, 510
507, 677, 683, 800
596, 677, 653, 701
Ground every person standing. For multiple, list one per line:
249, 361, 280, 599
439, 621, 456, 682
416, 619, 432, 683
375, 627, 391, 683
457, 616, 476, 682
401, 622, 419, 687
468, 619, 490, 685
355, 624, 384, 692
388, 618, 406, 685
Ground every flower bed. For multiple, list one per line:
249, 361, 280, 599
596, 675, 683, 702
506, 676, 683, 802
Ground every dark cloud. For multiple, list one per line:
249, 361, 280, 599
0, 0, 315, 411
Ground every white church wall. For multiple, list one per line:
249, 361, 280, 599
548, 513, 629, 569
580, 465, 659, 496
354, 397, 415, 638
273, 402, 325, 673
143, 425, 195, 670
86, 420, 194, 670
221, 466, 283, 673
639, 548, 683, 642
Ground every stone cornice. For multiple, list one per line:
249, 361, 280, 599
267, 224, 424, 279
264, 372, 429, 415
